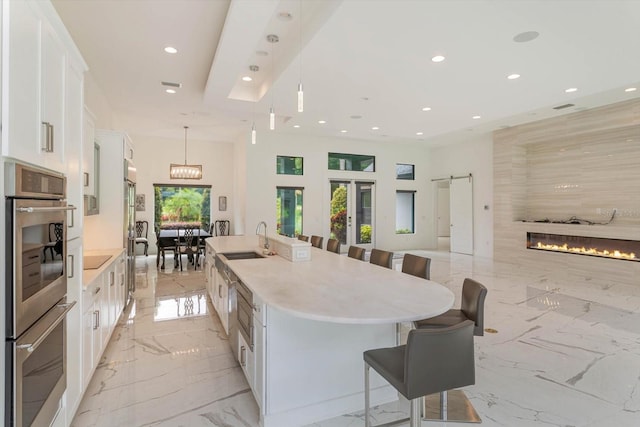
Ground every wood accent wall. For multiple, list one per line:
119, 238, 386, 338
493, 98, 640, 286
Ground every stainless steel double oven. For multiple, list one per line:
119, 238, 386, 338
5, 162, 76, 426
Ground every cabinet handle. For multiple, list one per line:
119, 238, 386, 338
110, 271, 115, 286
84, 172, 89, 187
120, 273, 125, 286
129, 148, 133, 159
218, 284, 222, 298
41, 122, 51, 152
94, 286, 101, 295
49, 123, 54, 152
68, 205, 75, 228
93, 310, 99, 329
67, 254, 74, 278
240, 346, 246, 367
251, 325, 255, 348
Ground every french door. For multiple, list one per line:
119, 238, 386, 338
329, 180, 375, 252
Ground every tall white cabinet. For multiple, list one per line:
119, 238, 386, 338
1, 1, 87, 426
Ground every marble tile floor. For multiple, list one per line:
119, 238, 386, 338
72, 250, 640, 427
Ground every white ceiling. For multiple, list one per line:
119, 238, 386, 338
52, 0, 640, 145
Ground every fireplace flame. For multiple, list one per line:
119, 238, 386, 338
535, 242, 636, 260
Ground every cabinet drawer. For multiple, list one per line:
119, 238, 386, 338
82, 280, 103, 311
22, 248, 42, 266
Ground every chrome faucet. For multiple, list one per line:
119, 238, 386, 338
256, 221, 269, 249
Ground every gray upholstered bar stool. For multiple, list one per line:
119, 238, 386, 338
348, 245, 366, 261
364, 320, 476, 427
298, 234, 309, 242
310, 235, 323, 248
326, 238, 340, 254
414, 278, 487, 336
369, 248, 393, 269
401, 253, 431, 280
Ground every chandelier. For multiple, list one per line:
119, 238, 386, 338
170, 126, 202, 179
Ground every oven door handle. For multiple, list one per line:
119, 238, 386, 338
16, 301, 76, 353
16, 206, 77, 213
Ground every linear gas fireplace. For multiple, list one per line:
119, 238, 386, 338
527, 232, 639, 262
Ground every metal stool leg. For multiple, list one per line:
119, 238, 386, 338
365, 363, 371, 427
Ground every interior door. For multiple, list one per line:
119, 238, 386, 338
449, 176, 473, 255
329, 180, 375, 251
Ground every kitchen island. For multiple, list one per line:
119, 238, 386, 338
206, 235, 454, 427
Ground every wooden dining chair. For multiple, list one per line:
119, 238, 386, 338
298, 234, 309, 242
135, 220, 149, 256
347, 245, 366, 261
369, 248, 393, 269
175, 227, 201, 271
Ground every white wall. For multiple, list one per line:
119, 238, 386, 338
240, 131, 435, 251
133, 134, 236, 252
429, 132, 494, 258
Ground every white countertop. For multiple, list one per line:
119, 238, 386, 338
82, 248, 125, 289
207, 236, 454, 324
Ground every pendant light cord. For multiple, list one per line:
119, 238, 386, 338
184, 126, 188, 165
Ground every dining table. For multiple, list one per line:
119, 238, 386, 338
156, 228, 212, 269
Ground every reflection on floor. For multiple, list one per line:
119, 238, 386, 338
72, 250, 640, 427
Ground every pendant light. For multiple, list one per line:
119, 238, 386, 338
297, 0, 304, 112
169, 126, 202, 179
251, 122, 257, 145
267, 34, 279, 130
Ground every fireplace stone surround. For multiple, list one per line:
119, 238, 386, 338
494, 98, 640, 286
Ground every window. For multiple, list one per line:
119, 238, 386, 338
153, 184, 211, 230
396, 163, 415, 180
396, 190, 415, 234
276, 187, 303, 237
328, 153, 375, 172
277, 156, 303, 175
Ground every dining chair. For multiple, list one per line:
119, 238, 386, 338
414, 278, 488, 336
213, 220, 230, 236
326, 238, 340, 254
364, 320, 477, 426
135, 220, 149, 256
347, 245, 365, 261
369, 248, 393, 269
43, 222, 64, 262
175, 227, 201, 271
310, 235, 323, 249
401, 253, 431, 280
298, 235, 309, 242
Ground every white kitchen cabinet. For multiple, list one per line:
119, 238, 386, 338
82, 108, 96, 196
82, 277, 105, 389
1, 0, 86, 171
238, 333, 255, 392
115, 253, 126, 320
65, 237, 83, 420
253, 296, 266, 410
65, 63, 84, 240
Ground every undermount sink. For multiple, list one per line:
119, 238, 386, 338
220, 251, 266, 260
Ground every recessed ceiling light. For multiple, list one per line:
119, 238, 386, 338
421, 107, 432, 111
242, 76, 252, 82
318, 120, 327, 124
371, 126, 380, 130
431, 55, 445, 63
625, 87, 637, 92
256, 50, 268, 56
507, 74, 521, 80
293, 125, 300, 128
340, 130, 348, 133
416, 132, 423, 136
565, 87, 578, 93
513, 31, 539, 43
164, 46, 178, 54
165, 89, 176, 94
350, 115, 362, 119
472, 115, 481, 119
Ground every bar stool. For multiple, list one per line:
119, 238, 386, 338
310, 235, 323, 248
414, 278, 487, 336
364, 320, 476, 427
401, 253, 431, 280
326, 238, 340, 254
369, 248, 393, 269
347, 245, 365, 261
